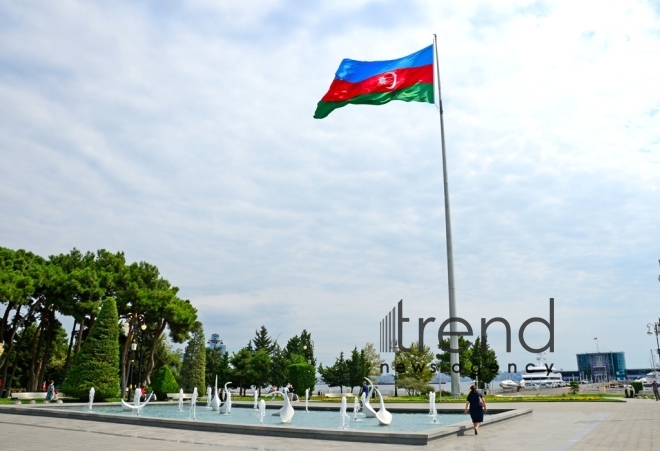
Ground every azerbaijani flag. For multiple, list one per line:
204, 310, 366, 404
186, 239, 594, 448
313, 44, 434, 119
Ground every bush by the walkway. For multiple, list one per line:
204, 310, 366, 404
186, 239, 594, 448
61, 298, 120, 401
151, 366, 180, 400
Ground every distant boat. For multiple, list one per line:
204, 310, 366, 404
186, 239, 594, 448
499, 379, 525, 390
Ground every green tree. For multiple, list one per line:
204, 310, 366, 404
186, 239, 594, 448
319, 352, 349, 393
287, 363, 316, 397
249, 348, 272, 395
179, 322, 206, 392
469, 336, 499, 389
153, 335, 182, 383
436, 336, 473, 377
230, 346, 252, 396
361, 343, 384, 376
270, 345, 289, 388
252, 326, 276, 355
347, 347, 369, 392
61, 298, 120, 401
151, 365, 180, 400
392, 342, 434, 387
206, 348, 231, 388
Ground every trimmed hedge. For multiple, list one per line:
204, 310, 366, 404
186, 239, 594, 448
287, 363, 316, 397
151, 366, 179, 400
61, 298, 120, 401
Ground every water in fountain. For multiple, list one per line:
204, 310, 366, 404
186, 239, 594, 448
353, 395, 362, 421
339, 397, 350, 429
178, 388, 184, 412
305, 388, 309, 413
428, 392, 437, 423
258, 399, 266, 425
189, 387, 198, 421
253, 390, 258, 410
207, 386, 212, 408
88, 387, 95, 412
134, 388, 142, 416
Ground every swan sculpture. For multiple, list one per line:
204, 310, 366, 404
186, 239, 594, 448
121, 390, 154, 412
211, 377, 221, 411
269, 391, 294, 423
219, 382, 232, 414
362, 378, 377, 418
373, 388, 392, 426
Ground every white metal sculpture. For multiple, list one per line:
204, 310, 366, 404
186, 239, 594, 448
269, 391, 294, 423
219, 382, 232, 414
362, 378, 377, 418
305, 388, 309, 413
374, 388, 392, 426
211, 377, 220, 411
254, 389, 259, 410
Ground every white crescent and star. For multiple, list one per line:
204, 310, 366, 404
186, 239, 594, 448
377, 72, 397, 89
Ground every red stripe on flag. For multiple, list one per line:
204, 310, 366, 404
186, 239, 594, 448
321, 64, 433, 103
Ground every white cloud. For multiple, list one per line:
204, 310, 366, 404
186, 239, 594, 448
1, 0, 659, 370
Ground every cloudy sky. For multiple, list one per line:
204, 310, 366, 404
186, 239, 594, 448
1, 0, 659, 372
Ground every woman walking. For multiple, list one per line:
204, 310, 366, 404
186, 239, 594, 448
464, 385, 487, 435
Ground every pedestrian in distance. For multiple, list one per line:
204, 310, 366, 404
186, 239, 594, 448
45, 380, 55, 403
652, 380, 659, 401
360, 381, 369, 405
464, 385, 487, 435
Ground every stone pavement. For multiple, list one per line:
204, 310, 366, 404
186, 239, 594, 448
0, 399, 658, 450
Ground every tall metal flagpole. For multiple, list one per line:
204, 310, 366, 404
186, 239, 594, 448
434, 34, 460, 397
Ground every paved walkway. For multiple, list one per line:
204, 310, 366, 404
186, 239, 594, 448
0, 399, 658, 450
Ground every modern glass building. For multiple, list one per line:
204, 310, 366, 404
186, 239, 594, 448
208, 333, 227, 354
576, 352, 626, 381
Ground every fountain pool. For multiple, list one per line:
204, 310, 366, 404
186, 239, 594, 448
1, 402, 532, 445
63, 404, 465, 433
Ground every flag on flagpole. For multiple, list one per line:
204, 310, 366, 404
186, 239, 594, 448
313, 45, 434, 119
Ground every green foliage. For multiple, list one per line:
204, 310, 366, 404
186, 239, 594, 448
179, 322, 206, 392
361, 343, 384, 376
230, 347, 253, 393
468, 336, 499, 388
285, 330, 315, 366
249, 349, 272, 392
61, 298, 120, 401
347, 347, 369, 391
151, 366, 180, 400
269, 345, 289, 387
287, 363, 316, 396
319, 351, 349, 392
251, 326, 276, 355
569, 381, 580, 395
392, 342, 434, 385
153, 336, 182, 383
397, 376, 435, 396
436, 336, 473, 377
205, 347, 231, 388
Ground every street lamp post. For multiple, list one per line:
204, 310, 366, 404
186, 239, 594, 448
647, 319, 660, 376
130, 342, 137, 400
391, 340, 398, 397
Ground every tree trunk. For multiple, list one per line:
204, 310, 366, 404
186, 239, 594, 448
27, 315, 46, 391
120, 319, 135, 399
34, 311, 56, 390
0, 305, 23, 397
0, 302, 14, 344
144, 321, 166, 384
73, 317, 85, 360
62, 319, 77, 379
